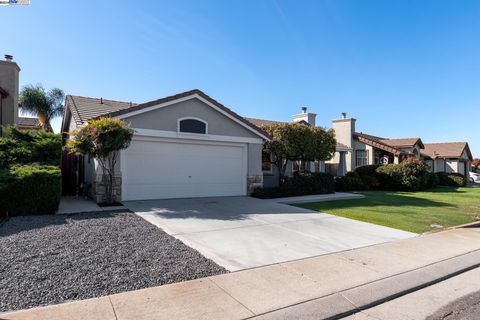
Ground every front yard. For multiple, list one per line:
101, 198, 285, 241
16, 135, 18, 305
0, 212, 226, 313
297, 187, 480, 234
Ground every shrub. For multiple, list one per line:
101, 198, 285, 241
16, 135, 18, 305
354, 165, 381, 178
0, 164, 61, 216
354, 165, 382, 189
334, 172, 366, 191
435, 172, 466, 187
0, 127, 61, 168
376, 160, 430, 191
426, 171, 439, 189
252, 172, 334, 198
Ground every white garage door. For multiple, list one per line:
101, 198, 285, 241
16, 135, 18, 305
122, 138, 247, 200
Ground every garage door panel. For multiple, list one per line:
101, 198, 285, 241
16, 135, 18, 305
122, 139, 246, 200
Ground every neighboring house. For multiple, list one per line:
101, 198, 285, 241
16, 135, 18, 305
328, 113, 473, 176
422, 142, 473, 176
246, 108, 352, 188
0, 54, 19, 136
61, 89, 271, 202
0, 54, 40, 135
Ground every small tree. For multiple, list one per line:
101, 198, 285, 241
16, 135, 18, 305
68, 118, 133, 204
19, 84, 64, 132
262, 123, 336, 185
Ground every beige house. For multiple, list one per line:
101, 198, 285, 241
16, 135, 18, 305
0, 54, 43, 134
328, 113, 473, 176
246, 108, 352, 187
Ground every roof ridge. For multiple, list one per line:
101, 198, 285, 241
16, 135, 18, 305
424, 142, 467, 145
68, 94, 138, 105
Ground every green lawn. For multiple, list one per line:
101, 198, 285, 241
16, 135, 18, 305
296, 187, 480, 233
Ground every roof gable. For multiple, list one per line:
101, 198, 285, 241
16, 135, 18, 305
422, 142, 472, 160
62, 89, 270, 141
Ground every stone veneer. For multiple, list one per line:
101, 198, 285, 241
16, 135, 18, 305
91, 174, 122, 203
247, 175, 263, 194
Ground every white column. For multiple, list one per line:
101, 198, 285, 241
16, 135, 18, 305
394, 156, 399, 164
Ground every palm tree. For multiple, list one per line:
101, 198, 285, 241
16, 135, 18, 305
19, 84, 64, 132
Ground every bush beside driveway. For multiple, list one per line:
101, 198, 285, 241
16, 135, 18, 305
0, 212, 226, 313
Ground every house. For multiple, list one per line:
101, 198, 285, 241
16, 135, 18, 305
0, 54, 19, 136
0, 54, 43, 135
421, 142, 473, 176
246, 108, 352, 188
329, 113, 473, 176
61, 90, 270, 202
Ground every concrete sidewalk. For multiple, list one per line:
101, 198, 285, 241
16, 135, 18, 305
2, 227, 479, 320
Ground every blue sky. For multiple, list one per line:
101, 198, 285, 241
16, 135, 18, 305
1, 0, 479, 157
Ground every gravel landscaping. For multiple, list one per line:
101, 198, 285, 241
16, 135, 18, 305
0, 211, 227, 312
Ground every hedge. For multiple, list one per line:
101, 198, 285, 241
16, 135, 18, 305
0, 127, 61, 169
252, 172, 334, 199
338, 161, 433, 192
0, 165, 61, 216
435, 172, 466, 187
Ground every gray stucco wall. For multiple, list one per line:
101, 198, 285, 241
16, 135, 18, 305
248, 143, 262, 176
124, 98, 258, 139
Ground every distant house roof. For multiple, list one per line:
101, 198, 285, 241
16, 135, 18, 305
16, 117, 53, 131
353, 132, 425, 155
379, 138, 425, 149
422, 142, 472, 160
353, 132, 402, 156
17, 117, 40, 128
64, 89, 270, 140
244, 117, 287, 127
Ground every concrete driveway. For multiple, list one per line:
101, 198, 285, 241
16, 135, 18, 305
124, 197, 415, 271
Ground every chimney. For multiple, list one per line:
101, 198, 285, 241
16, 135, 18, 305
292, 106, 316, 126
332, 113, 356, 171
0, 53, 21, 135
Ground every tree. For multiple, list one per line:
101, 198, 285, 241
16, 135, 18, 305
19, 84, 64, 132
473, 159, 480, 172
67, 118, 134, 204
262, 122, 336, 184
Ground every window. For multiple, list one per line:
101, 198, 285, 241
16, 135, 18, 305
178, 118, 207, 134
262, 151, 272, 172
355, 150, 369, 167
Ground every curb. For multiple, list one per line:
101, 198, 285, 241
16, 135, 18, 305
249, 250, 480, 320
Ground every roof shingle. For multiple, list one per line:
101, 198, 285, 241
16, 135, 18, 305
422, 142, 472, 159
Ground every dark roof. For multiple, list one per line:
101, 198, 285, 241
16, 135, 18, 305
354, 132, 402, 156
65, 89, 270, 140
16, 117, 53, 131
0, 86, 8, 98
354, 132, 425, 154
379, 138, 425, 149
244, 117, 287, 127
422, 142, 472, 160
17, 117, 40, 128
66, 95, 137, 126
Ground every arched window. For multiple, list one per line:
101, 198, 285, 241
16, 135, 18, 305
178, 118, 207, 134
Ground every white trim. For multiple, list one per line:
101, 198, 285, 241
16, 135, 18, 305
336, 146, 353, 152
133, 128, 263, 144
177, 117, 208, 134
115, 93, 271, 141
